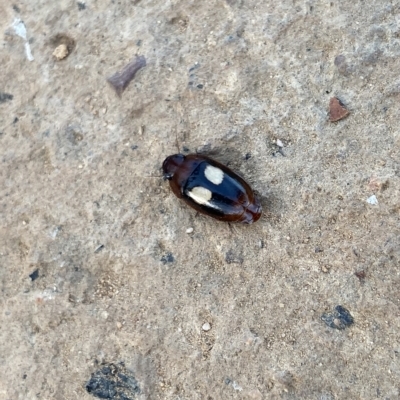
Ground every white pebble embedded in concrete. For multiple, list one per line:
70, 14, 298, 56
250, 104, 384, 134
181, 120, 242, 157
202, 322, 211, 331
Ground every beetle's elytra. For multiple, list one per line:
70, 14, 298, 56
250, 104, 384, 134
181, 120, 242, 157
162, 154, 262, 224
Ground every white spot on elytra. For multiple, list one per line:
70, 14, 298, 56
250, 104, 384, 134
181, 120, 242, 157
187, 186, 212, 205
204, 165, 224, 185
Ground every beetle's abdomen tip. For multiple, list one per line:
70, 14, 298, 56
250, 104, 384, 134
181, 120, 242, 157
242, 198, 262, 224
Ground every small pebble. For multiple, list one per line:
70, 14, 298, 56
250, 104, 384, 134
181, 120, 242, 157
329, 97, 350, 122
202, 322, 211, 331
107, 55, 146, 97
86, 363, 140, 398
160, 252, 174, 264
276, 139, 284, 147
367, 195, 378, 205
0, 92, 13, 103
232, 381, 243, 392
29, 269, 39, 281
101, 311, 109, 320
321, 305, 354, 330
53, 44, 69, 60
94, 244, 104, 253
186, 227, 194, 234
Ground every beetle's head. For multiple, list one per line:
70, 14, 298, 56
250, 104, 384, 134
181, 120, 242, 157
162, 154, 185, 180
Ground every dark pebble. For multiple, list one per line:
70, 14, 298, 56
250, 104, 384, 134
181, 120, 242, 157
188, 64, 200, 73
107, 55, 146, 97
354, 270, 366, 281
0, 93, 13, 103
161, 252, 174, 264
29, 269, 39, 281
77, 2, 86, 10
94, 245, 104, 253
321, 305, 354, 330
86, 363, 140, 400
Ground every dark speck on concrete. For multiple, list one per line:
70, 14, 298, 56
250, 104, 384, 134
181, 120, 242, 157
86, 363, 140, 400
321, 305, 354, 330
354, 270, 366, 281
77, 2, 86, 10
94, 245, 105, 253
161, 252, 174, 264
131, 145, 138, 150
0, 93, 13, 103
13, 4, 20, 12
188, 64, 200, 73
107, 55, 146, 97
197, 84, 204, 89
225, 249, 243, 264
29, 269, 39, 281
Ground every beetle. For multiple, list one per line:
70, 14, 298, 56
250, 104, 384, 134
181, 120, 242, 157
162, 153, 262, 223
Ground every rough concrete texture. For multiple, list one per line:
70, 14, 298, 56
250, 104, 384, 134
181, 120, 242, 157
1, 0, 400, 399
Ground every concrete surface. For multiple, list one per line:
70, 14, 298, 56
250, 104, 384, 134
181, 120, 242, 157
1, 0, 399, 399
